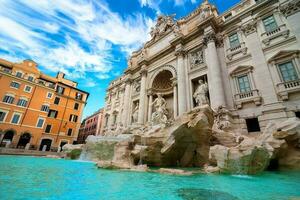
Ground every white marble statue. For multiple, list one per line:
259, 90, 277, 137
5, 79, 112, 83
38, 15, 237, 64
151, 93, 168, 125
132, 102, 139, 123
193, 79, 209, 106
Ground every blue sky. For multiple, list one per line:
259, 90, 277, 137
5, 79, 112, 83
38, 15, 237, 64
0, 0, 240, 118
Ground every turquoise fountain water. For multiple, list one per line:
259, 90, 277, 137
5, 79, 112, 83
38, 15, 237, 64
0, 155, 299, 200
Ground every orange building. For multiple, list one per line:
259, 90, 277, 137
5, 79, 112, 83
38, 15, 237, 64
0, 58, 89, 151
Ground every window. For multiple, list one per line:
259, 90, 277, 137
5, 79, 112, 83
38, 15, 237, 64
74, 103, 79, 110
246, 118, 261, 132
47, 92, 53, 99
278, 61, 299, 82
48, 110, 58, 118
224, 13, 232, 20
3, 95, 14, 104
16, 72, 23, 78
36, 118, 45, 128
0, 110, 8, 122
3, 68, 12, 74
17, 99, 28, 107
38, 80, 45, 85
28, 76, 34, 82
263, 15, 278, 32
56, 86, 65, 95
229, 33, 240, 48
54, 97, 60, 105
237, 75, 251, 93
48, 83, 55, 89
67, 128, 73, 136
24, 85, 32, 93
295, 112, 300, 119
45, 124, 52, 133
41, 105, 49, 112
10, 81, 20, 89
69, 114, 78, 122
75, 92, 83, 100
11, 113, 21, 124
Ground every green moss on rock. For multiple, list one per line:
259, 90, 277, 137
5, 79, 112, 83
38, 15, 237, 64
67, 149, 82, 160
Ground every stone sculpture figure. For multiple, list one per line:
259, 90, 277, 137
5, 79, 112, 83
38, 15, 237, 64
150, 14, 178, 40
193, 80, 209, 106
151, 93, 168, 125
190, 50, 204, 68
132, 102, 139, 123
214, 105, 231, 130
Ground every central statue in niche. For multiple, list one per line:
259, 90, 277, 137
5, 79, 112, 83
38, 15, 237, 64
193, 79, 209, 106
151, 93, 168, 125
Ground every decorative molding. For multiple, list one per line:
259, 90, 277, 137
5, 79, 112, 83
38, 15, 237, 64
203, 31, 216, 46
149, 15, 182, 41
215, 34, 224, 48
179, 0, 217, 23
229, 65, 254, 76
280, 0, 300, 17
175, 44, 186, 57
189, 49, 204, 69
240, 21, 257, 36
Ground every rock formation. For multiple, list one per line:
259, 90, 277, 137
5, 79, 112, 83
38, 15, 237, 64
209, 117, 300, 174
77, 104, 300, 175
91, 105, 214, 169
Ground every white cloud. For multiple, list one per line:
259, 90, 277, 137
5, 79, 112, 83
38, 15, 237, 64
0, 0, 154, 82
138, 0, 198, 10
138, 0, 162, 14
96, 74, 111, 80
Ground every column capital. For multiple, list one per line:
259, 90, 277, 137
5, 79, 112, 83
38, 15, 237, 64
124, 76, 132, 84
175, 44, 186, 57
203, 31, 216, 46
140, 65, 148, 76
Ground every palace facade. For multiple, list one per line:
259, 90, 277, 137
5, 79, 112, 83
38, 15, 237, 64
0, 59, 89, 151
101, 0, 300, 135
77, 108, 104, 144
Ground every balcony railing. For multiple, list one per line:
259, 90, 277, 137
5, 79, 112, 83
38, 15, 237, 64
234, 89, 262, 109
261, 24, 289, 46
277, 79, 300, 100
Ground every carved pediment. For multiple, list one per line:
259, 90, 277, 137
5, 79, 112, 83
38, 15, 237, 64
268, 50, 300, 63
150, 14, 181, 40
230, 65, 253, 76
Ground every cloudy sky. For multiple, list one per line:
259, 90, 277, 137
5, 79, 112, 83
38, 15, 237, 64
0, 0, 239, 118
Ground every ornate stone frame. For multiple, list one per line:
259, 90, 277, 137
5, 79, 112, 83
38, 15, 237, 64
229, 65, 262, 109
268, 50, 300, 100
224, 28, 248, 61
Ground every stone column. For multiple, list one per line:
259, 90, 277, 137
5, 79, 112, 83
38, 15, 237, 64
138, 66, 148, 124
175, 44, 187, 115
148, 91, 153, 123
122, 76, 132, 126
108, 92, 116, 128
172, 79, 178, 118
204, 29, 226, 109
